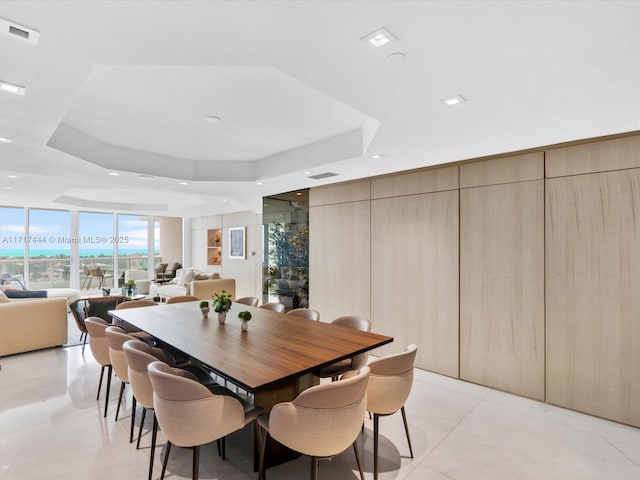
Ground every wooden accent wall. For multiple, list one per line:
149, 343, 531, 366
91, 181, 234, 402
309, 182, 371, 323
371, 190, 459, 377
546, 160, 640, 426
308, 132, 640, 427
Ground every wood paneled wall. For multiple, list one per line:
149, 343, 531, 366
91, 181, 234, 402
371, 191, 459, 377
309, 190, 371, 322
308, 132, 640, 427
546, 150, 640, 426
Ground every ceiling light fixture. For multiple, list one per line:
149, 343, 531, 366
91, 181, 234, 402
178, 181, 189, 186
303, 171, 313, 175
138, 174, 155, 180
107, 172, 120, 176
7, 174, 19, 179
0, 136, 12, 143
206, 116, 221, 123
361, 27, 397, 48
370, 154, 384, 159
440, 94, 467, 106
256, 181, 264, 185
0, 80, 26, 96
3, 186, 14, 190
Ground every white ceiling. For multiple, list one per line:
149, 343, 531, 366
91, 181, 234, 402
0, 1, 639, 217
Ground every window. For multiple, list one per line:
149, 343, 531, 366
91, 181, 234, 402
28, 209, 71, 288
0, 206, 25, 277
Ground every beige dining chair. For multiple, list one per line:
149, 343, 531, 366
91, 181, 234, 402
115, 299, 158, 309
85, 317, 113, 418
287, 307, 320, 321
235, 296, 259, 307
123, 340, 177, 480
316, 316, 371, 381
166, 295, 199, 304
258, 366, 370, 480
258, 302, 285, 313
113, 299, 157, 337
147, 361, 262, 480
105, 325, 139, 442
347, 344, 418, 480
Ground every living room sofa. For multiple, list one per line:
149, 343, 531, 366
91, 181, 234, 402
154, 278, 236, 301
0, 296, 68, 356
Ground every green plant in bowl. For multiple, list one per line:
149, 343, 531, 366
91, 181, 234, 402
212, 290, 232, 313
238, 311, 252, 321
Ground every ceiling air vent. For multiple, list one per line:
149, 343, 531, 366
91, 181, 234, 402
308, 172, 339, 180
1, 18, 40, 45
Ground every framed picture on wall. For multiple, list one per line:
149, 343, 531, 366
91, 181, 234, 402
229, 226, 246, 259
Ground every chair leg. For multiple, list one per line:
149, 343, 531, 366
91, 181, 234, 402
311, 456, 319, 480
115, 381, 125, 421
137, 407, 147, 449
216, 439, 222, 457
373, 413, 380, 480
352, 441, 365, 480
81, 334, 87, 354
129, 396, 137, 443
97, 365, 105, 400
160, 441, 172, 480
401, 406, 414, 459
258, 427, 268, 480
103, 365, 113, 418
148, 413, 158, 480
221, 436, 226, 460
193, 445, 200, 480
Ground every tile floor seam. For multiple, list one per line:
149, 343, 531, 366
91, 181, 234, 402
603, 438, 640, 469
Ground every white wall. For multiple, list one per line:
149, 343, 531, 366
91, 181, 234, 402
189, 211, 263, 299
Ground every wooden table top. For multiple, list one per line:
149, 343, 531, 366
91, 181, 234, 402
110, 302, 393, 392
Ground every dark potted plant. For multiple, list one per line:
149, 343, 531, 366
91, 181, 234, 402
238, 310, 252, 331
199, 300, 210, 318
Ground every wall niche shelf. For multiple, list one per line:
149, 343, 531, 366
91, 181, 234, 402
207, 229, 222, 265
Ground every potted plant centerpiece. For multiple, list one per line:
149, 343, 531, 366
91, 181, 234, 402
199, 300, 210, 318
238, 310, 252, 331
124, 279, 136, 297
212, 290, 232, 324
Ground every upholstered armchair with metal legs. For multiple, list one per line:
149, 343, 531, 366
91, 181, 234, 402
257, 366, 370, 480
235, 296, 259, 307
105, 325, 141, 444
147, 361, 262, 480
85, 317, 113, 418
286, 308, 320, 321
258, 302, 285, 313
123, 340, 178, 480
347, 344, 418, 480
316, 316, 371, 381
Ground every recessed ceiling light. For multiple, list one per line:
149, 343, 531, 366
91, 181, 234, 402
0, 80, 26, 96
256, 181, 264, 185
6, 175, 19, 179
0, 136, 12, 143
138, 174, 155, 180
178, 181, 189, 186
107, 172, 120, 176
303, 171, 313, 175
222, 198, 228, 202
370, 154, 384, 159
440, 94, 467, 106
361, 27, 397, 48
3, 186, 14, 190
206, 116, 221, 123
295, 192, 303, 196
387, 52, 406, 61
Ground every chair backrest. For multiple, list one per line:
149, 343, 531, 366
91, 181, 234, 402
235, 296, 259, 307
166, 295, 199, 304
115, 299, 158, 309
147, 361, 246, 448
85, 317, 111, 367
287, 308, 320, 321
69, 299, 88, 334
367, 344, 418, 415
83, 296, 128, 322
259, 302, 285, 313
269, 366, 370, 458
123, 340, 162, 409
332, 316, 371, 369
105, 326, 135, 382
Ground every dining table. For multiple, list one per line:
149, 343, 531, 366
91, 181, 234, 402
109, 300, 393, 468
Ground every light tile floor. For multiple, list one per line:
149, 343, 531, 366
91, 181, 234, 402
1, 345, 639, 480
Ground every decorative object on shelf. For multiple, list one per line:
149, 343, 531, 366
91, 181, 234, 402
213, 289, 232, 324
199, 300, 210, 319
238, 310, 252, 331
122, 279, 137, 297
